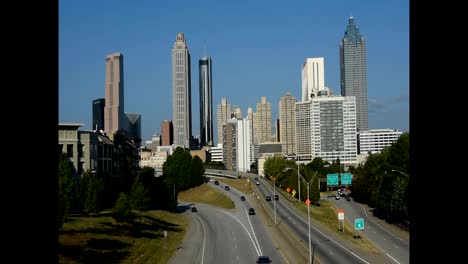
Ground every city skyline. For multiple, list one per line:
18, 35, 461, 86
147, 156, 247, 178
59, 0, 409, 143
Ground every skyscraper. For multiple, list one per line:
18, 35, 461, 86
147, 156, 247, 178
340, 16, 368, 131
172, 33, 192, 148
295, 101, 312, 160
253, 96, 272, 144
279, 92, 297, 155
216, 97, 232, 145
104, 52, 124, 134
92, 98, 105, 131
302, 57, 325, 101
199, 56, 213, 147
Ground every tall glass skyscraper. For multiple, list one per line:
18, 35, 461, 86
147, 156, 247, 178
172, 33, 192, 148
199, 56, 213, 147
340, 17, 368, 131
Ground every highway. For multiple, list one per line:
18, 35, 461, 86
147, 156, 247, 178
169, 181, 286, 264
327, 195, 409, 264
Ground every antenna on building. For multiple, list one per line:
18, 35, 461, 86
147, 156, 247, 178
204, 42, 206, 57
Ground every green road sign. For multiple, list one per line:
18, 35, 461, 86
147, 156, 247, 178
327, 174, 339, 185
354, 218, 364, 230
341, 173, 353, 185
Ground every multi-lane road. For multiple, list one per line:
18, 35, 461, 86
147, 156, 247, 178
169, 181, 286, 264
170, 172, 409, 264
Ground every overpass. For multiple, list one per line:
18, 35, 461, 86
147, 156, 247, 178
153, 168, 252, 179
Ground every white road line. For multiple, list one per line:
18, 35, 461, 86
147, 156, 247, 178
221, 210, 261, 256
386, 253, 401, 264
329, 250, 334, 255
192, 213, 206, 264
243, 207, 263, 256
279, 198, 370, 264
360, 204, 403, 241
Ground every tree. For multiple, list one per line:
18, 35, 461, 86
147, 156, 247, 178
58, 154, 75, 231
129, 180, 150, 223
112, 192, 134, 223
189, 156, 206, 187
139, 166, 157, 207
79, 170, 103, 225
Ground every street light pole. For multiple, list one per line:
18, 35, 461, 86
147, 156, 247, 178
273, 176, 276, 225
297, 161, 301, 202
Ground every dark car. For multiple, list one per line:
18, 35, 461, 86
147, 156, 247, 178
214, 180, 219, 185
254, 177, 259, 181
256, 256, 272, 263
274, 194, 279, 200
266, 196, 272, 201
248, 208, 255, 215
241, 196, 246, 201
191, 207, 197, 212
345, 195, 351, 201
225, 186, 230, 191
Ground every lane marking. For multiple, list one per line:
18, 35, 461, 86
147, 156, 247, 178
386, 253, 401, 264
192, 213, 206, 264
221, 210, 261, 256
243, 207, 263, 256
360, 204, 403, 241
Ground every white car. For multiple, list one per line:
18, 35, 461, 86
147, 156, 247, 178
256, 181, 260, 185
335, 195, 340, 200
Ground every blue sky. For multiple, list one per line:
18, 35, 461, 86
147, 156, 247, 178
59, 0, 409, 144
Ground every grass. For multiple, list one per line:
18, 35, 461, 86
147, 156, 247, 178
216, 178, 254, 194
291, 196, 380, 254
58, 210, 189, 264
178, 183, 235, 209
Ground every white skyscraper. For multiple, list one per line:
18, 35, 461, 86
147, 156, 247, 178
236, 118, 251, 172
295, 101, 312, 160
279, 92, 297, 155
253, 96, 272, 145
302, 57, 325, 101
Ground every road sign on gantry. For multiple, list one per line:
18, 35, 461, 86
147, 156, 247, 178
354, 218, 364, 230
341, 173, 353, 185
327, 174, 339, 185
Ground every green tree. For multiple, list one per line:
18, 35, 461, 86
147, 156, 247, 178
162, 147, 192, 211
189, 156, 206, 186
130, 180, 150, 223
112, 192, 134, 223
81, 171, 103, 224
58, 154, 75, 231
139, 166, 157, 207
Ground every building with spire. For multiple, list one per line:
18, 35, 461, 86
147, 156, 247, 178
340, 16, 368, 131
172, 33, 192, 148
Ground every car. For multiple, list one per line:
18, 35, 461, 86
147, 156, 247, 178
256, 256, 272, 263
335, 195, 340, 200
241, 196, 246, 201
266, 196, 272, 201
345, 195, 351, 201
214, 180, 219, 185
254, 177, 259, 181
274, 194, 279, 200
248, 208, 256, 215
256, 181, 260, 185
225, 186, 230, 191
191, 207, 197, 212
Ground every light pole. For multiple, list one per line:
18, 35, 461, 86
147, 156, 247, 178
284, 167, 319, 264
272, 176, 276, 225
297, 162, 301, 202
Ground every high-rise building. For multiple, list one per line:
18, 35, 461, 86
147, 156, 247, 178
253, 96, 272, 145
216, 97, 232, 145
295, 101, 312, 160
104, 52, 124, 134
247, 107, 255, 164
232, 106, 242, 119
302, 57, 325, 101
172, 33, 192, 148
222, 119, 237, 171
236, 118, 251, 172
92, 98, 105, 131
310, 95, 357, 165
199, 56, 213, 147
279, 92, 297, 155
161, 120, 173, 146
123, 113, 142, 147
340, 16, 368, 131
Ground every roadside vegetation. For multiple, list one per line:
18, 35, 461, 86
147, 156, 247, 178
216, 177, 254, 194
178, 183, 235, 209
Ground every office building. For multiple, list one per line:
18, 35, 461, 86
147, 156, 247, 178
222, 119, 237, 171
357, 129, 403, 154
104, 52, 124, 134
279, 92, 297, 155
161, 120, 173, 146
310, 95, 358, 165
236, 118, 251, 172
217, 97, 232, 145
123, 113, 141, 147
295, 101, 312, 161
199, 56, 213, 147
209, 144, 224, 163
172, 33, 192, 148
92, 98, 105, 131
232, 106, 242, 119
253, 96, 272, 145
340, 16, 368, 131
302, 57, 325, 101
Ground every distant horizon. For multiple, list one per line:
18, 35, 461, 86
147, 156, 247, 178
59, 0, 409, 143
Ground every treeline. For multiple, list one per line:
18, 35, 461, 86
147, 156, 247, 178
58, 146, 206, 230
350, 133, 409, 225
